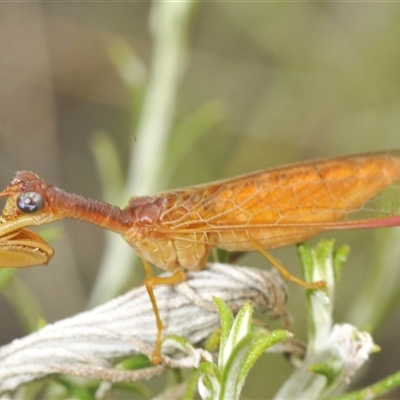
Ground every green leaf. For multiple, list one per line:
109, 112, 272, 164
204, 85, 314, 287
224, 301, 253, 354
309, 362, 339, 386
204, 328, 221, 352
333, 245, 350, 281
213, 296, 234, 367
118, 354, 151, 370
163, 334, 192, 354
239, 329, 293, 384
199, 360, 222, 399
207, 299, 292, 400
328, 370, 400, 400
219, 335, 255, 400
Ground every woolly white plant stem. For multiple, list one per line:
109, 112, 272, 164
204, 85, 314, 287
0, 263, 288, 394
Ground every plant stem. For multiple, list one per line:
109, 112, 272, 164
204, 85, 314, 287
88, 1, 196, 307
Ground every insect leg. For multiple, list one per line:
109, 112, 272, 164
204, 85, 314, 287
141, 259, 186, 364
252, 242, 327, 290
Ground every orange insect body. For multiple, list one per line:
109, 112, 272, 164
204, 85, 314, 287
1, 151, 400, 272
2, 150, 400, 363
125, 151, 400, 271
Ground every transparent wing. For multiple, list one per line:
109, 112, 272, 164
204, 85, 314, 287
156, 151, 400, 250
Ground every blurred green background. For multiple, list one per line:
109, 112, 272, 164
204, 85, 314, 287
1, 2, 400, 398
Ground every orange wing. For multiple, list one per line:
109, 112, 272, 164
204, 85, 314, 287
156, 151, 400, 251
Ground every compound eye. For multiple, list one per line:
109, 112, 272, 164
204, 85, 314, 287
17, 192, 44, 214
